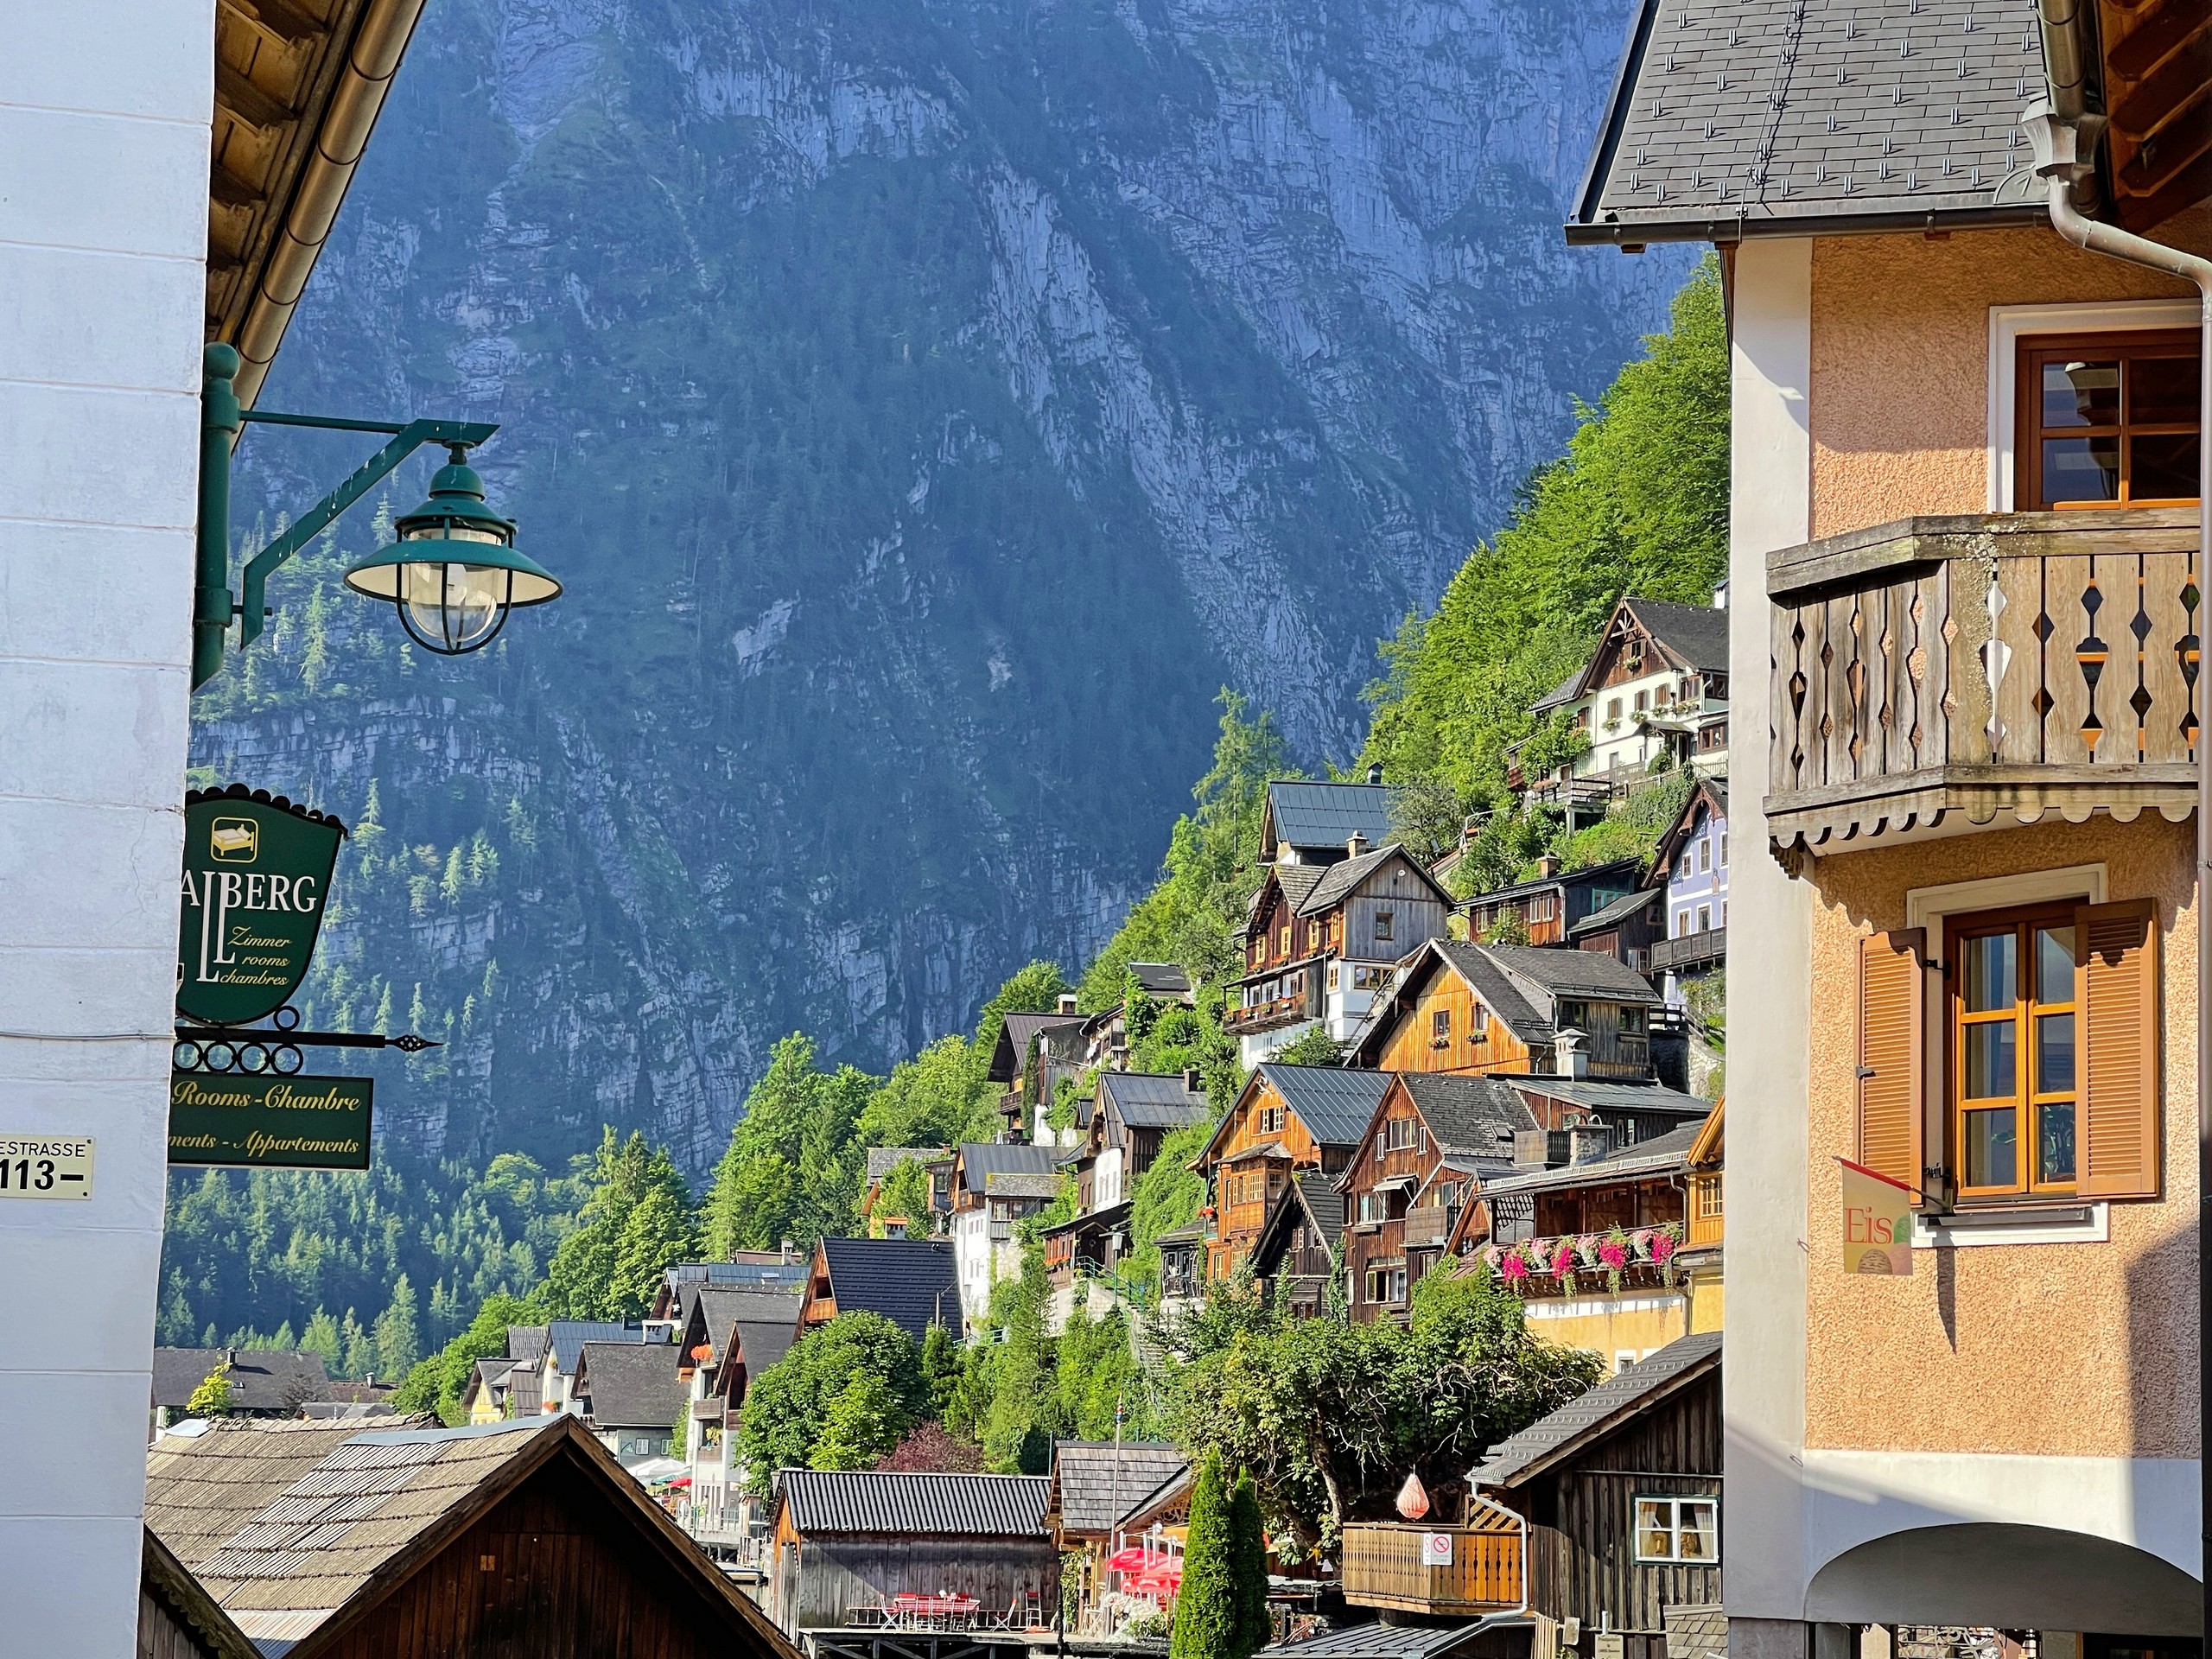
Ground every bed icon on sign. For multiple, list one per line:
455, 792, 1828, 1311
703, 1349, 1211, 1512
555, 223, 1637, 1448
209, 817, 258, 862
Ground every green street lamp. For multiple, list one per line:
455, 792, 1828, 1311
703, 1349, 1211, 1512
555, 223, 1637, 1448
194, 343, 564, 687
340, 448, 562, 654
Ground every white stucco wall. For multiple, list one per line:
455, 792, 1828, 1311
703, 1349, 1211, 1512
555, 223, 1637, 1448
0, 6, 212, 1651
1725, 236, 1816, 1624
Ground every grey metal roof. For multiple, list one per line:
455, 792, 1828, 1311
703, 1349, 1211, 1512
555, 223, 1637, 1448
956, 1141, 1062, 1194
1128, 963, 1192, 997
1253, 1170, 1351, 1272
151, 1349, 333, 1413
1263, 1616, 1534, 1659
776, 1470, 1052, 1537
817, 1235, 960, 1341
1263, 780, 1392, 854
1481, 944, 1664, 1006
1474, 1332, 1721, 1486
546, 1321, 647, 1377
573, 1341, 685, 1431
985, 1170, 1064, 1199
1505, 1077, 1716, 1117
1571, 887, 1662, 936
1399, 1075, 1541, 1159
1569, 0, 2050, 244
1099, 1071, 1210, 1132
505, 1325, 549, 1364
662, 1259, 810, 1294
1049, 1441, 1189, 1535
1259, 1064, 1394, 1147
1472, 1120, 1707, 1198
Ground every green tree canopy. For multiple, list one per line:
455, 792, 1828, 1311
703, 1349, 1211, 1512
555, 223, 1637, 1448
391, 1290, 537, 1424
870, 1156, 935, 1237
703, 1035, 874, 1255
542, 1129, 698, 1319
735, 1312, 926, 1497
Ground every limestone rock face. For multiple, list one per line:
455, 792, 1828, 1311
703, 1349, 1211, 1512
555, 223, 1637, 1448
195, 0, 1688, 1171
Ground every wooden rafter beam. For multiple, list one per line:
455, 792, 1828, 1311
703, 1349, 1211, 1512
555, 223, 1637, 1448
225, 0, 329, 46
213, 60, 298, 132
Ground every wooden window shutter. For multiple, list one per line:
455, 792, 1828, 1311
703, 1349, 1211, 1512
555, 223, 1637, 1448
1858, 929, 1925, 1190
2076, 898, 2161, 1200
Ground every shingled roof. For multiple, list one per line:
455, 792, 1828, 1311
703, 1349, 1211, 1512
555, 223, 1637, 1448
546, 1321, 647, 1377
574, 1341, 685, 1432
1474, 1331, 1721, 1486
1398, 1074, 1543, 1159
1568, 0, 2049, 245
774, 1470, 1052, 1537
1295, 842, 1451, 918
689, 1286, 801, 1369
987, 1012, 1088, 1084
1048, 1441, 1190, 1535
145, 1416, 435, 1572
151, 1349, 333, 1414
817, 1236, 960, 1342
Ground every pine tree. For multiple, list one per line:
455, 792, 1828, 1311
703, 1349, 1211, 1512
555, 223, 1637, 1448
920, 1322, 961, 1418
543, 1129, 696, 1319
1229, 1471, 1270, 1656
301, 1309, 343, 1375
341, 1310, 376, 1381
1170, 1452, 1236, 1659
375, 1275, 420, 1378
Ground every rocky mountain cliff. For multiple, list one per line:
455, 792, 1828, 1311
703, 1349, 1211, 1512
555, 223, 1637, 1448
194, 0, 1688, 1175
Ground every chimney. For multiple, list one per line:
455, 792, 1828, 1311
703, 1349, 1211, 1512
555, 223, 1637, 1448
1568, 1122, 1613, 1166
1367, 763, 1383, 785
1277, 839, 1296, 866
1347, 830, 1370, 858
1058, 994, 1078, 1015
226, 1349, 238, 1367
1183, 1067, 1203, 1096
1535, 854, 1561, 879
1554, 1028, 1590, 1080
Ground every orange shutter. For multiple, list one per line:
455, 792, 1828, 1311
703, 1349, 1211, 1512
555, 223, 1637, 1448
1858, 929, 1925, 1191
2075, 898, 2162, 1200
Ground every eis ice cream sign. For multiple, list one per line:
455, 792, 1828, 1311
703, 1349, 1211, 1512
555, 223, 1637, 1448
176, 785, 346, 1026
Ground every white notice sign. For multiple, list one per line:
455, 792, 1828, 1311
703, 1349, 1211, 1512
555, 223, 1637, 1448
1421, 1531, 1453, 1566
0, 1136, 92, 1199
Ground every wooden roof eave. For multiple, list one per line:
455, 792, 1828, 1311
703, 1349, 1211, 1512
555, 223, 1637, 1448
1685, 1099, 1725, 1168
1476, 1345, 1721, 1493
143, 1527, 264, 1659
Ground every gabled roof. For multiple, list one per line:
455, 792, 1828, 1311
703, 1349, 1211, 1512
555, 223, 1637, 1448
1529, 598, 1732, 717
1047, 1441, 1190, 1535
1474, 1332, 1721, 1487
1249, 861, 1326, 924
867, 1145, 948, 1184
1687, 1098, 1725, 1166
157, 1414, 792, 1657
152, 1349, 333, 1413
1650, 776, 1732, 884
1482, 943, 1664, 1007
546, 1321, 646, 1377
1504, 1077, 1713, 1119
142, 1526, 261, 1659
1567, 0, 2047, 246
1198, 1064, 1392, 1170
1570, 887, 1661, 937
505, 1325, 550, 1364
1039, 1198, 1134, 1241
1459, 856, 1642, 906
1470, 1120, 1707, 1199
574, 1341, 686, 1432
817, 1236, 959, 1342
1262, 780, 1392, 856
773, 1470, 1052, 1538
466, 1357, 516, 1407
955, 1141, 1063, 1194
1128, 963, 1193, 998
146, 1416, 434, 1571
988, 1012, 1088, 1084
985, 1171, 1064, 1200
1250, 1172, 1349, 1275
684, 1287, 801, 1367
1396, 1075, 1541, 1160
1294, 842, 1451, 918
1098, 1071, 1211, 1134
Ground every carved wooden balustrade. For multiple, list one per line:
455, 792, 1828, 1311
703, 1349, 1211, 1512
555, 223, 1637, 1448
1766, 507, 2201, 855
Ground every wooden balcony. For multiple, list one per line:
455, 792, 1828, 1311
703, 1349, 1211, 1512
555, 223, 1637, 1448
1688, 1171, 1724, 1248
1766, 508, 2200, 856
1340, 1516, 1522, 1615
1651, 926, 1725, 972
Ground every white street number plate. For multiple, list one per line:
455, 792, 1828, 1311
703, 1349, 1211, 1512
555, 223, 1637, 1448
0, 1136, 93, 1199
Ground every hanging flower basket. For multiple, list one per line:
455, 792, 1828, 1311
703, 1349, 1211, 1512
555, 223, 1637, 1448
1598, 1229, 1631, 1293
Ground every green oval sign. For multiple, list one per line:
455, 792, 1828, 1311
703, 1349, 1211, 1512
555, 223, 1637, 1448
176, 786, 346, 1027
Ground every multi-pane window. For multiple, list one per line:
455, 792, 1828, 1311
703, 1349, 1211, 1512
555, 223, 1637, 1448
1633, 1496, 1719, 1563
2018, 330, 2202, 509
1375, 910, 1395, 943
1948, 906, 2079, 1198
1431, 1007, 1452, 1046
1385, 1116, 1424, 1152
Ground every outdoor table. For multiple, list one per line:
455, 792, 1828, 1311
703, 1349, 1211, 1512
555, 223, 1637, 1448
887, 1593, 980, 1629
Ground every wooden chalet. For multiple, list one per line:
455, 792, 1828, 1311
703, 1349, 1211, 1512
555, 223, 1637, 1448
1076, 1070, 1209, 1210
1338, 1074, 1539, 1323
798, 1235, 960, 1344
1230, 841, 1453, 1065
1471, 1332, 1722, 1656
1567, 885, 1666, 977
767, 1470, 1057, 1634
679, 1286, 802, 1532
1193, 1063, 1389, 1281
1042, 1198, 1132, 1291
144, 1413, 792, 1659
986, 1002, 1089, 1139
1460, 857, 1643, 950
1350, 940, 1664, 1081
861, 1146, 950, 1236
1046, 1440, 1190, 1632
1522, 597, 1732, 793
1247, 1173, 1349, 1315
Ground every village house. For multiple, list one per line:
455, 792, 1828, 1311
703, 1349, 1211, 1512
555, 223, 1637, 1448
1519, 595, 1731, 809
1260, 776, 1395, 867
1080, 1069, 1210, 1210
1647, 778, 1729, 1001
1230, 839, 1454, 1066
1193, 1063, 1389, 1281
1046, 1441, 1193, 1637
1567, 0, 2210, 1637
986, 1002, 1090, 1141
798, 1234, 960, 1345
150, 1348, 333, 1433
649, 1256, 811, 1322
1446, 1103, 1724, 1370
683, 1287, 803, 1541
538, 1319, 650, 1414
1350, 939, 1670, 1084
140, 1526, 259, 1659
571, 1339, 686, 1465
145, 1412, 791, 1658
1246, 1173, 1351, 1316
766, 1470, 1058, 1635
860, 1146, 950, 1236
1460, 857, 1644, 950
946, 1141, 1064, 1323
1154, 1224, 1208, 1312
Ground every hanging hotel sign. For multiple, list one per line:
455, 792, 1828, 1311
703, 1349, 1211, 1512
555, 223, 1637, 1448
1838, 1158, 1915, 1275
168, 1072, 372, 1171
176, 785, 346, 1026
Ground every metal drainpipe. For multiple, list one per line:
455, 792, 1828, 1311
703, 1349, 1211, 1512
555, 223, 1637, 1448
2023, 92, 2212, 1631
194, 343, 242, 690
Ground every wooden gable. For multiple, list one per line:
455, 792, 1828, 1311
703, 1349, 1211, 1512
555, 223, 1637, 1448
1198, 1069, 1326, 1177
1368, 952, 1536, 1077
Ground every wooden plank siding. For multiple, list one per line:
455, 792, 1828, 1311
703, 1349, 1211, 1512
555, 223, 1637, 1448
1342, 1080, 1443, 1322
1510, 1370, 1721, 1637
772, 1535, 1058, 1630
1375, 973, 1538, 1077
1203, 1072, 1340, 1277
313, 1462, 760, 1659
1342, 876, 1446, 960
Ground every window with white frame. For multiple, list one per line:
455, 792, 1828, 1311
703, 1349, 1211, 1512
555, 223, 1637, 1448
1633, 1495, 1719, 1563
